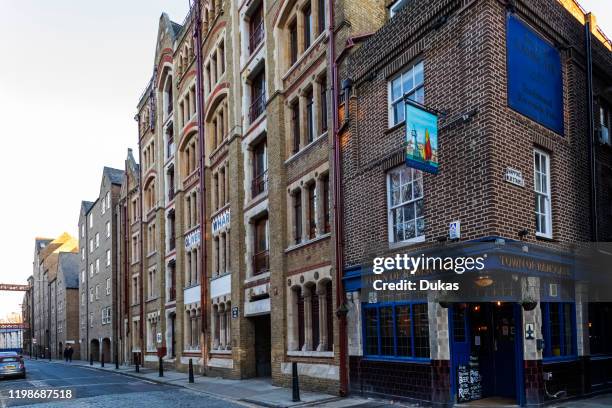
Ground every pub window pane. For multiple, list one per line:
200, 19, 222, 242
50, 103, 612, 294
364, 308, 378, 355
379, 306, 394, 356
396, 305, 412, 356
413, 303, 430, 358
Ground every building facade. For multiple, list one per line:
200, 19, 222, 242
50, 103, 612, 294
340, 0, 612, 407
78, 167, 124, 362
49, 252, 81, 359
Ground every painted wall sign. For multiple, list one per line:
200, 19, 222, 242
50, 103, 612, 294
505, 167, 525, 187
212, 208, 231, 234
185, 228, 201, 249
405, 99, 439, 174
506, 14, 564, 135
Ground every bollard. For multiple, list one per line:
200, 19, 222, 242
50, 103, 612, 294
115, 352, 119, 369
188, 359, 194, 383
101, 353, 104, 368
292, 361, 300, 402
159, 356, 164, 377
90, 353, 93, 366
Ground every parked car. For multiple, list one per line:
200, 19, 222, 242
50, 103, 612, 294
0, 352, 26, 379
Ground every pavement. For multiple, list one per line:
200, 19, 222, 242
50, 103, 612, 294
0, 359, 242, 407
3, 359, 612, 407
11, 359, 386, 408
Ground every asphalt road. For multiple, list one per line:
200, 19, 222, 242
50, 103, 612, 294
0, 360, 243, 407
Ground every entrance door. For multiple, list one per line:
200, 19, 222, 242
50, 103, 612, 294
451, 303, 519, 403
253, 315, 271, 377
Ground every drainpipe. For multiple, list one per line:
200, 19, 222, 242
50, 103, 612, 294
327, 0, 349, 397
585, 14, 598, 242
123, 170, 130, 364
193, 0, 210, 371
137, 106, 145, 361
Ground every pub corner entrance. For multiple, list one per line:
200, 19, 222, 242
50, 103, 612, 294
450, 302, 524, 406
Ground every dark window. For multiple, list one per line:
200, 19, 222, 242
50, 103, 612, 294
325, 281, 333, 351
219, 41, 225, 74
297, 287, 305, 349
588, 303, 612, 355
249, 2, 264, 54
317, 0, 325, 35
289, 20, 298, 65
294, 190, 302, 244
311, 286, 320, 348
308, 183, 316, 239
249, 70, 266, 123
303, 3, 312, 49
542, 302, 575, 358
363, 303, 429, 359
320, 76, 328, 133
306, 88, 314, 143
452, 303, 467, 342
252, 217, 269, 275
322, 174, 330, 233
252, 139, 267, 197
168, 210, 176, 251
291, 100, 300, 153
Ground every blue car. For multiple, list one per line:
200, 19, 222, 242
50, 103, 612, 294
0, 352, 26, 379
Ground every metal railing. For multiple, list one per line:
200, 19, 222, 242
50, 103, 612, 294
249, 93, 266, 124
252, 250, 269, 275
251, 170, 268, 198
249, 22, 264, 54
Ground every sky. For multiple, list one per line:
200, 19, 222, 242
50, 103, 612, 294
0, 0, 610, 319
0, 0, 188, 319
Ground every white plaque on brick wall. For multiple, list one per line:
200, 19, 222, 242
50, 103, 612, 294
505, 167, 525, 187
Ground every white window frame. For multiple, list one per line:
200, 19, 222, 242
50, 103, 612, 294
81, 248, 85, 260
89, 263, 94, 277
80, 224, 85, 238
534, 149, 552, 238
81, 270, 85, 283
95, 258, 100, 274
88, 214, 93, 228
386, 166, 425, 244
389, 0, 409, 17
106, 221, 111, 238
600, 105, 610, 145
106, 249, 111, 266
89, 239, 93, 253
106, 278, 111, 295
106, 191, 111, 209
95, 284, 99, 300
89, 287, 94, 303
388, 61, 424, 128
95, 233, 100, 248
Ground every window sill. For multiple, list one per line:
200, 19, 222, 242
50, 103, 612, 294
389, 236, 426, 249
245, 271, 270, 284
210, 349, 232, 355
535, 234, 555, 242
385, 121, 405, 135
285, 233, 331, 253
285, 131, 328, 165
363, 355, 431, 364
287, 350, 333, 358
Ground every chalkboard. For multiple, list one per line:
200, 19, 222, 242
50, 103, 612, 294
457, 355, 482, 402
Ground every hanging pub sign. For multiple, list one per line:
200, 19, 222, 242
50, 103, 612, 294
506, 13, 563, 135
405, 99, 439, 174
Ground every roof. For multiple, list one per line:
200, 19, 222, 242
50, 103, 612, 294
58, 252, 80, 289
34, 238, 53, 254
103, 167, 125, 186
171, 21, 183, 37
81, 200, 94, 214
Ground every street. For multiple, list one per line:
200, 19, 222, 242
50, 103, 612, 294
0, 360, 243, 407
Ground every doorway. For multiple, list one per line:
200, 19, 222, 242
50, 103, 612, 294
170, 313, 176, 358
451, 302, 522, 404
252, 315, 271, 377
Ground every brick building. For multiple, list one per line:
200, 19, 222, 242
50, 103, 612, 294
339, 0, 612, 406
78, 167, 124, 362
49, 252, 81, 358
31, 234, 78, 359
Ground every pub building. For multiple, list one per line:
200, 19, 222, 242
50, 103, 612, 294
338, 0, 612, 406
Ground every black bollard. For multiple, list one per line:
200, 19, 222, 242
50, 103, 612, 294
90, 353, 93, 366
188, 359, 194, 383
292, 361, 300, 402
159, 356, 164, 377
115, 352, 119, 369
101, 353, 104, 368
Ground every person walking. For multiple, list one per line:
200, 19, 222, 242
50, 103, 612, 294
63, 346, 69, 362
67, 345, 73, 363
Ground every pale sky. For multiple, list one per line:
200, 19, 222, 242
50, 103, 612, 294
0, 1, 609, 319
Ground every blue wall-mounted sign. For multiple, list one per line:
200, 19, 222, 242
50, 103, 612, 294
506, 14, 564, 135
405, 100, 439, 174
